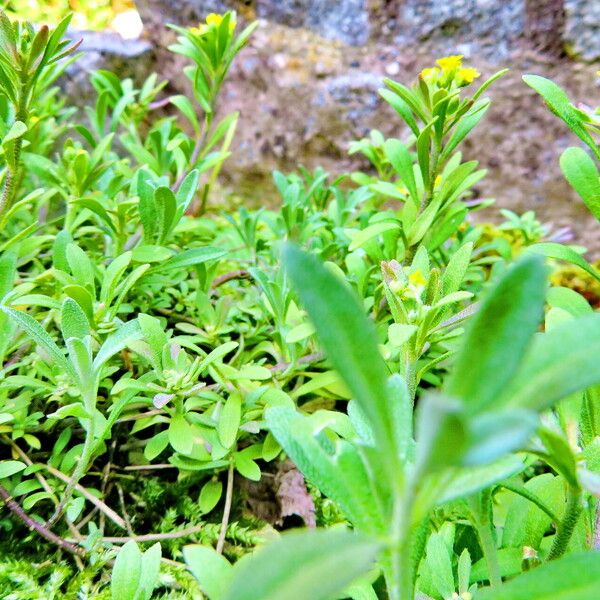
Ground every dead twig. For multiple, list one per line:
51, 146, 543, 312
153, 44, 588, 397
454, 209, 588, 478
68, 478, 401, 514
0, 483, 85, 557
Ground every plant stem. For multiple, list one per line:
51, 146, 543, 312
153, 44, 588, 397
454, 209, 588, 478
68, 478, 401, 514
45, 407, 96, 529
548, 485, 582, 560
72, 524, 206, 544
499, 482, 560, 525
216, 461, 235, 554
0, 75, 30, 224
0, 483, 85, 557
469, 491, 502, 587
476, 519, 502, 587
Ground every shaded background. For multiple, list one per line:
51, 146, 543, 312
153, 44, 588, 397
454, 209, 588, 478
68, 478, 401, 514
8, 1, 600, 250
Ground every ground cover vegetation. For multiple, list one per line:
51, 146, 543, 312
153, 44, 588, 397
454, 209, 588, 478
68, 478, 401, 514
1, 9, 600, 600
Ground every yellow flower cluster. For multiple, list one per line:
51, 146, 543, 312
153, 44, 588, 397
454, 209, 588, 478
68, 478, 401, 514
190, 12, 237, 36
420, 55, 480, 88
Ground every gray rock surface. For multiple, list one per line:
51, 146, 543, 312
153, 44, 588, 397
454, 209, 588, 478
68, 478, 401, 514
564, 0, 600, 60
394, 0, 525, 60
256, 0, 370, 46
61, 30, 153, 105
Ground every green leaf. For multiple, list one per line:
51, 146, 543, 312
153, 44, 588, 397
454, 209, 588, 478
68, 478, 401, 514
527, 242, 600, 282
221, 529, 380, 600
171, 95, 200, 132
0, 251, 16, 300
155, 186, 177, 242
2, 120, 26, 144
131, 245, 172, 263
462, 409, 539, 466
61, 298, 90, 341
1, 306, 76, 381
139, 543, 161, 600
267, 407, 385, 534
501, 314, 600, 412
283, 245, 400, 469
445, 256, 546, 413
144, 431, 169, 461
442, 242, 473, 295
523, 75, 600, 160
137, 170, 158, 243
432, 455, 526, 508
150, 247, 227, 272
559, 147, 600, 220
66, 243, 95, 295
176, 169, 200, 213
111, 540, 142, 600
184, 544, 232, 600
100, 253, 132, 304
234, 449, 261, 481
199, 479, 223, 514
502, 473, 562, 549
476, 552, 600, 599
384, 139, 419, 206
0, 460, 26, 479
218, 393, 241, 449
441, 100, 489, 159
169, 414, 195, 455
93, 320, 143, 372
426, 532, 455, 599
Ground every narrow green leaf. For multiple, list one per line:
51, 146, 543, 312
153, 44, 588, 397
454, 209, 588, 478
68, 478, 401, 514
560, 147, 600, 220
445, 256, 546, 413
93, 320, 143, 372
476, 552, 600, 599
1, 306, 76, 381
527, 242, 600, 282
218, 393, 241, 449
384, 139, 419, 206
523, 74, 600, 160
150, 247, 227, 272
221, 529, 380, 600
283, 245, 400, 468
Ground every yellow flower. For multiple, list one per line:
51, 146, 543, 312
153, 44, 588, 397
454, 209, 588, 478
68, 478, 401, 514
457, 66, 481, 86
190, 24, 208, 35
408, 269, 427, 287
436, 55, 463, 72
420, 67, 440, 83
206, 13, 223, 26
434, 175, 442, 188
206, 12, 236, 32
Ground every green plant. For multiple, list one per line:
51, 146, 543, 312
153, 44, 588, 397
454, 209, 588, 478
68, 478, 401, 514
523, 74, 600, 281
2, 10, 600, 600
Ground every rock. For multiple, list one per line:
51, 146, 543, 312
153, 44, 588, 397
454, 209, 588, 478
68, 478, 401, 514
60, 30, 154, 105
136, 0, 370, 46
256, 0, 370, 46
393, 0, 525, 60
564, 0, 600, 60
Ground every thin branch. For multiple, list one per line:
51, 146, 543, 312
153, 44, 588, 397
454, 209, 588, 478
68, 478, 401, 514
45, 465, 127, 530
117, 484, 134, 536
217, 462, 235, 554
270, 352, 326, 374
122, 463, 178, 471
70, 524, 205, 544
0, 483, 85, 557
211, 269, 250, 292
